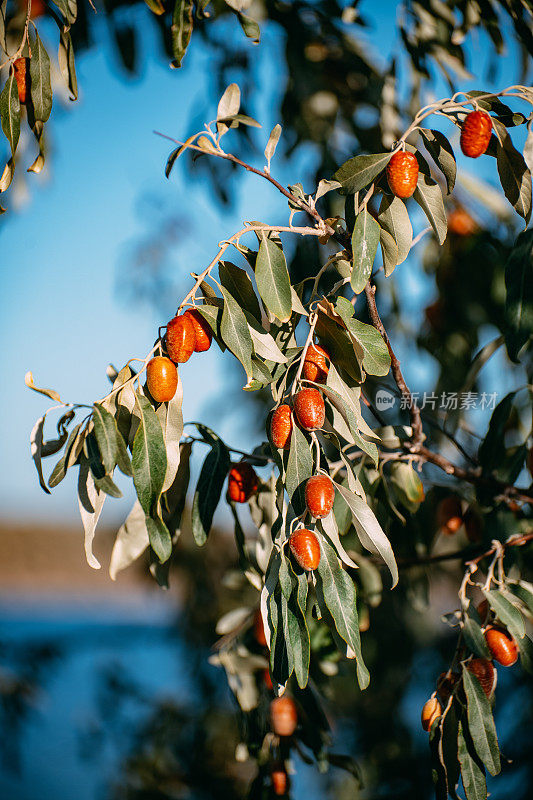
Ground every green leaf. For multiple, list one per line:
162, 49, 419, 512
264, 123, 281, 166
320, 512, 358, 569
335, 297, 391, 377
463, 613, 491, 659
156, 375, 184, 491
334, 152, 392, 194
191, 433, 230, 545
170, 0, 193, 68
504, 228, 533, 361
58, 29, 78, 101
478, 391, 516, 472
462, 664, 501, 776
236, 11, 260, 42
28, 30, 52, 124
509, 581, 533, 617
220, 286, 254, 379
420, 128, 456, 193
246, 313, 287, 363
94, 473, 122, 498
350, 208, 380, 294
162, 440, 192, 536
482, 588, 525, 639
389, 461, 424, 513
92, 403, 119, 475
315, 311, 363, 384
219, 260, 262, 319
52, 0, 77, 25
131, 393, 167, 517
315, 536, 369, 689
285, 424, 312, 513
268, 586, 293, 685
378, 195, 412, 270
494, 122, 532, 223
0, 73, 20, 155
216, 82, 240, 136
144, 0, 165, 14
457, 720, 487, 800
48, 422, 84, 488
334, 483, 398, 588
145, 514, 172, 562
255, 234, 292, 322
413, 172, 447, 244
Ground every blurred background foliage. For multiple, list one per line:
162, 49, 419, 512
1, 1, 532, 799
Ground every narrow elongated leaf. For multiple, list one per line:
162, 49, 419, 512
28, 30, 52, 124
170, 0, 193, 67
145, 514, 172, 562
78, 455, 105, 570
0, 1, 7, 55
48, 423, 84, 487
462, 664, 501, 776
94, 473, 122, 498
286, 424, 312, 513
495, 123, 532, 223
131, 393, 167, 516
162, 440, 192, 536
320, 512, 358, 569
463, 614, 491, 659
316, 537, 369, 689
236, 11, 260, 42
0, 73, 20, 154
315, 310, 363, 384
255, 235, 292, 322
30, 414, 53, 494
334, 152, 392, 194
457, 720, 486, 800
92, 403, 119, 474
191, 434, 230, 545
110, 500, 150, 580
420, 128, 456, 193
58, 29, 78, 101
335, 297, 391, 377
220, 287, 254, 379
156, 374, 183, 491
482, 588, 525, 639
52, 0, 77, 25
351, 208, 380, 294
219, 260, 262, 319
25, 371, 61, 402
335, 483, 398, 587
265, 123, 281, 166
378, 195, 413, 270
246, 313, 287, 362
269, 586, 293, 685
504, 228, 533, 361
413, 173, 447, 244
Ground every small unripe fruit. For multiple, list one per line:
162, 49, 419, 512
448, 207, 477, 237
13, 58, 29, 104
289, 528, 321, 571
460, 110, 492, 158
467, 658, 497, 697
271, 765, 290, 796
464, 509, 482, 543
146, 356, 178, 403
293, 388, 325, 431
485, 626, 519, 666
437, 496, 463, 535
302, 343, 330, 383
386, 151, 419, 198
165, 314, 196, 363
270, 405, 293, 450
228, 462, 258, 503
437, 671, 460, 704
253, 609, 267, 647
421, 697, 442, 731
305, 474, 335, 518
183, 308, 212, 352
270, 696, 298, 737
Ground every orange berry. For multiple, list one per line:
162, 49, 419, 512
227, 462, 258, 503
183, 308, 212, 352
270, 696, 298, 737
437, 496, 463, 535
305, 474, 335, 519
467, 658, 497, 697
13, 57, 29, 104
485, 626, 519, 667
293, 388, 325, 431
165, 313, 196, 363
386, 151, 419, 198
270, 405, 293, 450
301, 343, 330, 383
421, 697, 442, 731
448, 207, 477, 236
271, 765, 290, 796
289, 528, 321, 571
146, 356, 178, 403
460, 110, 492, 158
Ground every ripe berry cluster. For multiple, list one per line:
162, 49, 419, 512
146, 309, 212, 403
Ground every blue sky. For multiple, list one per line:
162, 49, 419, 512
0, 1, 528, 526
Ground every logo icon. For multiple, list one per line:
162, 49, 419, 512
376, 389, 396, 410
